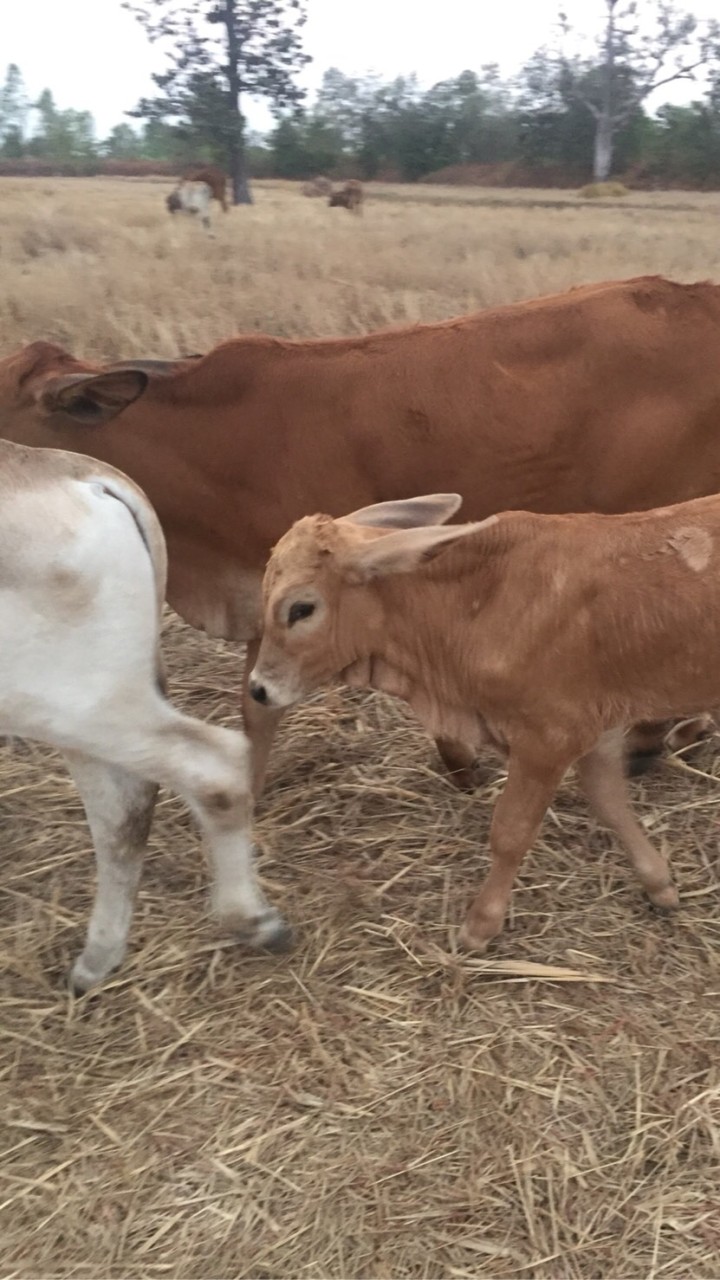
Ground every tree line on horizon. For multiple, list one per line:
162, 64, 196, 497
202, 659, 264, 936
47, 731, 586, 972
3, 1, 720, 195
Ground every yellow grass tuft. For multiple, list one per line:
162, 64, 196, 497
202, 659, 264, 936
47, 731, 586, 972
1, 177, 720, 1278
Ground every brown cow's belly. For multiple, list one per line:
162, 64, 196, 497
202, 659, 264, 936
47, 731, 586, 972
166, 552, 263, 641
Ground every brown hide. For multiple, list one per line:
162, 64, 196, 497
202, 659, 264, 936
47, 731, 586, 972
4, 276, 720, 647
254, 495, 720, 943
275, 501, 720, 745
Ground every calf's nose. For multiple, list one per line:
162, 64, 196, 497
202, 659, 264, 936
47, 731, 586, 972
249, 678, 269, 705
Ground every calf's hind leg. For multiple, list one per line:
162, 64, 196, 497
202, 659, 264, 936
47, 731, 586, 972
64, 751, 157, 994
138, 711, 292, 952
577, 729, 679, 910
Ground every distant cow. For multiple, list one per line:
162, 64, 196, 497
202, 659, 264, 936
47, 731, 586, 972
1, 440, 288, 992
329, 179, 364, 213
166, 180, 214, 234
250, 492, 720, 950
302, 175, 334, 198
182, 165, 229, 212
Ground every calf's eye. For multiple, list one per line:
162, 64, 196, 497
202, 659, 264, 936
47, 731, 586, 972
288, 601, 316, 626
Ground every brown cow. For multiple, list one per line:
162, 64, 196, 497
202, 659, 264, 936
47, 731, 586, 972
249, 492, 720, 950
1, 275, 719, 793
328, 179, 364, 213
181, 165, 229, 212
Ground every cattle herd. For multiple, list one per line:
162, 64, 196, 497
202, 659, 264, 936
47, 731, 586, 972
2, 271, 720, 988
166, 167, 364, 233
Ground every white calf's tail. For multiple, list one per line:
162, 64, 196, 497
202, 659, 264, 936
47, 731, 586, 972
85, 473, 168, 617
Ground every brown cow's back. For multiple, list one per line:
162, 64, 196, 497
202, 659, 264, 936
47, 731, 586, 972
4, 275, 720, 641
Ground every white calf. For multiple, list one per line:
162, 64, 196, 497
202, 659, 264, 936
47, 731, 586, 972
0, 441, 289, 992
166, 179, 214, 235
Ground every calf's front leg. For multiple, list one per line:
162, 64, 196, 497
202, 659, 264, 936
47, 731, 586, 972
458, 752, 568, 951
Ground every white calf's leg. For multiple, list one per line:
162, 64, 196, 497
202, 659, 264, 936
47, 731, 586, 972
152, 713, 291, 951
71, 705, 292, 953
64, 751, 157, 993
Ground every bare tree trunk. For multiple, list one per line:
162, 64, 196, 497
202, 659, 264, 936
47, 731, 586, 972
594, 0, 617, 181
229, 132, 252, 205
593, 113, 614, 180
224, 0, 253, 206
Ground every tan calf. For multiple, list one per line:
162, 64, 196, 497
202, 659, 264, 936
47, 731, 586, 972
250, 493, 720, 951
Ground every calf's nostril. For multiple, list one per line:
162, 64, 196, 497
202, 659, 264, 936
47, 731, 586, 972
249, 679, 269, 705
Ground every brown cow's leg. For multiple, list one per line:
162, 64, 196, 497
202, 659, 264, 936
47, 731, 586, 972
665, 713, 715, 752
577, 730, 678, 910
625, 719, 672, 776
625, 715, 714, 776
241, 638, 285, 799
458, 751, 567, 951
435, 737, 481, 791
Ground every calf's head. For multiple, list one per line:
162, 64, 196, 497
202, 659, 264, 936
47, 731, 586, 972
249, 494, 468, 709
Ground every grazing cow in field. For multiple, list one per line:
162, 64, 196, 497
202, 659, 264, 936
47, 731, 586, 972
0, 440, 288, 992
2, 276, 720, 793
249, 492, 720, 950
166, 180, 214, 234
328, 179, 364, 213
182, 165, 229, 212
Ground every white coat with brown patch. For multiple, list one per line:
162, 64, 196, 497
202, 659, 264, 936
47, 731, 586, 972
1, 441, 288, 992
250, 492, 720, 952
166, 180, 214, 234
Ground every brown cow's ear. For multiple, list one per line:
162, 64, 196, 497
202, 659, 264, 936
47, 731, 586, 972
37, 370, 149, 425
340, 494, 462, 529
347, 519, 488, 580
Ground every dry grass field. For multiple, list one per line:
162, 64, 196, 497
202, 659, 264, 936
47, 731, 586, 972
1, 177, 720, 1279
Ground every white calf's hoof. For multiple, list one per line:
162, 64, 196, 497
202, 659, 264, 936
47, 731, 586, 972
69, 958, 109, 995
69, 941, 126, 994
221, 908, 293, 953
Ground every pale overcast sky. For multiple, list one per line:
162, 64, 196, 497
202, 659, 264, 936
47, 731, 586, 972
4, 0, 719, 139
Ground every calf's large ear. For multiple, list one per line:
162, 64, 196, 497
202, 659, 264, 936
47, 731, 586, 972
346, 518, 491, 580
340, 493, 462, 529
37, 369, 149, 425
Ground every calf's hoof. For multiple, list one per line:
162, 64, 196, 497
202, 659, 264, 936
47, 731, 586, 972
647, 883, 680, 914
69, 957, 115, 996
225, 908, 294, 954
457, 921, 493, 953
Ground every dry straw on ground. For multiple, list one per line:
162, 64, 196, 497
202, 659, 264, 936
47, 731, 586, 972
1, 178, 719, 1279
